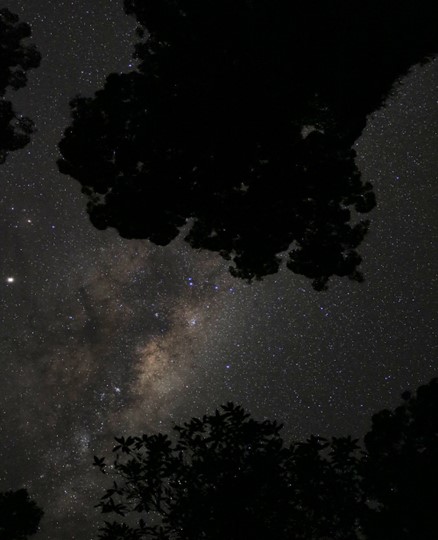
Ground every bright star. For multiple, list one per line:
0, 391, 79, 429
6, 277, 14, 283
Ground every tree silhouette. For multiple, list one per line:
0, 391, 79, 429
94, 403, 362, 539
362, 378, 438, 540
94, 379, 438, 539
0, 489, 43, 540
0, 8, 41, 164
58, 0, 438, 289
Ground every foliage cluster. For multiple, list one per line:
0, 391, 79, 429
0, 489, 43, 540
95, 379, 438, 539
58, 0, 438, 288
0, 8, 41, 163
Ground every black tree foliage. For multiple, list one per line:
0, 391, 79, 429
94, 403, 362, 540
58, 0, 438, 289
0, 9, 41, 164
362, 378, 438, 540
0, 489, 43, 540
95, 379, 438, 540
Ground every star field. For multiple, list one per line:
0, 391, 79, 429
0, 2, 437, 539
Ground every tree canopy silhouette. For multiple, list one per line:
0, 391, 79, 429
0, 489, 43, 540
362, 378, 438, 540
94, 379, 438, 539
58, 0, 438, 289
94, 403, 362, 539
0, 9, 41, 164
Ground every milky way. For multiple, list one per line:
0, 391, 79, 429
0, 2, 437, 538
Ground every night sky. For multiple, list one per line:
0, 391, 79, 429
1, 1, 437, 538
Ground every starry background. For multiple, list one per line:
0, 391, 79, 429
0, 1, 437, 538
